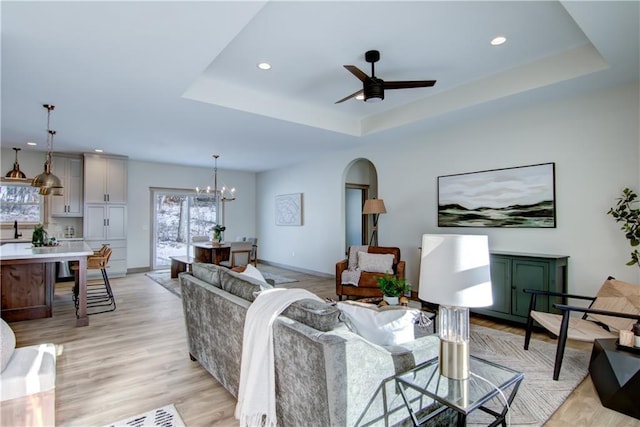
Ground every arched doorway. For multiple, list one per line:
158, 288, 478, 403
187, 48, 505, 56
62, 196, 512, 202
344, 159, 378, 251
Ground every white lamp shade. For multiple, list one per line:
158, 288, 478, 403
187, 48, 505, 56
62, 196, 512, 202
419, 234, 493, 308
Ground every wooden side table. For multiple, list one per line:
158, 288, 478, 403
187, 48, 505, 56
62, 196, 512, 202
589, 338, 640, 420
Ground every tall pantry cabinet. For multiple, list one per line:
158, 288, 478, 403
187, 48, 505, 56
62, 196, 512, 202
83, 154, 128, 278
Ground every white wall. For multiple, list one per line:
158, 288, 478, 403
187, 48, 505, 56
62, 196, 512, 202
126, 160, 256, 269
3, 83, 639, 296
257, 83, 640, 296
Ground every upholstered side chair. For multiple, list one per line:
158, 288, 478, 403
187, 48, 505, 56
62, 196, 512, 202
335, 246, 405, 300
523, 276, 640, 380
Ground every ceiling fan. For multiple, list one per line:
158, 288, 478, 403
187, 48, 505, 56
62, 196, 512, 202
335, 50, 436, 104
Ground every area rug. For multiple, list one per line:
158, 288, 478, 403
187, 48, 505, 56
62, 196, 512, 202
145, 271, 181, 297
466, 325, 590, 426
103, 403, 185, 427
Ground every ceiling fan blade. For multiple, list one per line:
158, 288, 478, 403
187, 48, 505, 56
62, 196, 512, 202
344, 65, 369, 82
335, 89, 364, 104
384, 80, 437, 89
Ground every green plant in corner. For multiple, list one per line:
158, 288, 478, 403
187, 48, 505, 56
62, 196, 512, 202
376, 274, 411, 297
608, 187, 640, 268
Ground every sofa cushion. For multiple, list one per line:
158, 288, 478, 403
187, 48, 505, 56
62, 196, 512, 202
192, 263, 222, 288
1, 319, 16, 373
357, 251, 394, 274
220, 268, 269, 302
282, 299, 341, 332
336, 301, 420, 346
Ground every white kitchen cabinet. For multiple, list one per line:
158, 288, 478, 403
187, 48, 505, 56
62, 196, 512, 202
50, 155, 83, 217
84, 155, 127, 204
84, 204, 127, 240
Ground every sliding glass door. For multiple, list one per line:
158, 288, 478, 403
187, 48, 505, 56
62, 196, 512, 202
152, 189, 218, 269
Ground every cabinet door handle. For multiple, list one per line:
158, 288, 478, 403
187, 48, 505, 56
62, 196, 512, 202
107, 218, 110, 226
103, 219, 107, 226
107, 194, 110, 202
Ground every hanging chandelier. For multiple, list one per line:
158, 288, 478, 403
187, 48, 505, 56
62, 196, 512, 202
195, 154, 236, 202
31, 104, 63, 196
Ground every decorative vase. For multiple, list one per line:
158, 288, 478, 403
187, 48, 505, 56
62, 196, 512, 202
383, 296, 399, 305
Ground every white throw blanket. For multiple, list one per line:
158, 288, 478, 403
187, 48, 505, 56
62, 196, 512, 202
341, 245, 368, 286
234, 288, 322, 427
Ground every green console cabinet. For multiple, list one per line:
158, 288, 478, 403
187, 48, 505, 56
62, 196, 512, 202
472, 251, 569, 324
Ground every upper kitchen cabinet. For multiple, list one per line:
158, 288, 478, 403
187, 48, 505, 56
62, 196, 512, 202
84, 154, 127, 204
50, 154, 83, 217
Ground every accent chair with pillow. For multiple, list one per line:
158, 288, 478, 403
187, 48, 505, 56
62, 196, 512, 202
335, 246, 405, 300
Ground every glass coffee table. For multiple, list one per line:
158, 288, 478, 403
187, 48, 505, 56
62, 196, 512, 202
395, 356, 524, 426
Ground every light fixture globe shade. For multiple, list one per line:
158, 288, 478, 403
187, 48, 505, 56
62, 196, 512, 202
39, 185, 64, 196
5, 149, 26, 179
31, 169, 49, 188
5, 167, 26, 179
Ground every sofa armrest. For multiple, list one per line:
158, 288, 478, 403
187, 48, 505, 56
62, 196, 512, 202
273, 317, 440, 427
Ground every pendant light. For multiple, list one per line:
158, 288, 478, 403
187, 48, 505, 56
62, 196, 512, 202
31, 104, 63, 196
5, 147, 27, 180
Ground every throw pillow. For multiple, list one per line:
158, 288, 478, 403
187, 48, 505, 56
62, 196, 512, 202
336, 301, 419, 346
240, 264, 267, 284
357, 251, 394, 273
1, 319, 16, 372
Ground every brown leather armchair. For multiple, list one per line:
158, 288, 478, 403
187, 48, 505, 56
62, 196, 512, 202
335, 246, 405, 300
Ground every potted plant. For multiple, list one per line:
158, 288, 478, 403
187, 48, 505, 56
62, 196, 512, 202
32, 224, 47, 247
211, 224, 226, 243
376, 274, 411, 305
608, 187, 640, 268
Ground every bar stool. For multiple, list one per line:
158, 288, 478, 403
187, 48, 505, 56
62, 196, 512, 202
71, 245, 116, 315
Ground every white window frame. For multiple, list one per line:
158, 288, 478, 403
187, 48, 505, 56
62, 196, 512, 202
0, 180, 45, 228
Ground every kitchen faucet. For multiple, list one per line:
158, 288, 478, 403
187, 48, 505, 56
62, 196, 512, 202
14, 220, 22, 239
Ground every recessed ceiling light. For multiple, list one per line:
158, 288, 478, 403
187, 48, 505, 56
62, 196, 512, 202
94, 149, 103, 153
355, 94, 364, 101
257, 62, 271, 70
27, 141, 37, 146
491, 36, 507, 46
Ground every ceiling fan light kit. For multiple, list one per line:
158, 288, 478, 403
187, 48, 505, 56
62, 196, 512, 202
336, 49, 436, 104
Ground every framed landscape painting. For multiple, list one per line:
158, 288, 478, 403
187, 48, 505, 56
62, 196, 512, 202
438, 162, 556, 228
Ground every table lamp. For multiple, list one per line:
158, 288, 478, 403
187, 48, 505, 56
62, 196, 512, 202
419, 234, 492, 380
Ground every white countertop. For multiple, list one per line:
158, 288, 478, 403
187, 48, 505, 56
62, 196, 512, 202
0, 241, 93, 261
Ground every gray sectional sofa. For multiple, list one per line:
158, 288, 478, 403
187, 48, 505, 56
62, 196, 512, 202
179, 263, 444, 426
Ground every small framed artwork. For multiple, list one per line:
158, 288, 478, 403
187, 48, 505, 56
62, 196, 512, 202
275, 193, 302, 226
438, 162, 556, 228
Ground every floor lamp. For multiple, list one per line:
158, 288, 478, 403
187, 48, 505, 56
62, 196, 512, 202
418, 234, 493, 380
362, 198, 386, 246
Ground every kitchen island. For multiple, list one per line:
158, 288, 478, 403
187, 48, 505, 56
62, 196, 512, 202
0, 241, 94, 326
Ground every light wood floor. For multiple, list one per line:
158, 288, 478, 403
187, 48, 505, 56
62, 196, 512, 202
5, 265, 638, 427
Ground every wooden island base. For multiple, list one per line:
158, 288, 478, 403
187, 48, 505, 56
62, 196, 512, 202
1, 241, 92, 327
1, 262, 55, 322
